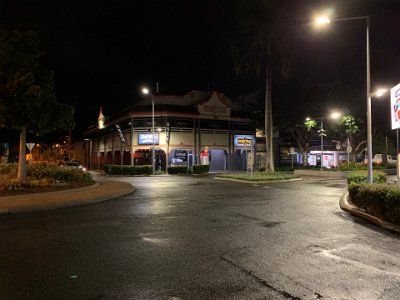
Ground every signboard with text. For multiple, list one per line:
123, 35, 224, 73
138, 133, 159, 145
391, 83, 400, 130
234, 135, 255, 147
174, 149, 188, 162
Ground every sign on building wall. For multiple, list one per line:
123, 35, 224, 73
197, 92, 231, 117
174, 149, 188, 162
234, 135, 255, 147
115, 124, 126, 144
138, 133, 159, 145
391, 83, 400, 130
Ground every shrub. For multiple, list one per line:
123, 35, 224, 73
0, 164, 17, 175
26, 178, 52, 188
386, 163, 397, 169
0, 163, 94, 193
347, 171, 386, 185
349, 183, 400, 224
26, 163, 94, 183
0, 178, 22, 192
167, 166, 188, 175
103, 164, 152, 175
192, 164, 209, 174
338, 162, 366, 171
217, 171, 299, 181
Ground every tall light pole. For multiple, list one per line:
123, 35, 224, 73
84, 138, 93, 170
315, 15, 373, 182
320, 118, 325, 170
307, 112, 340, 170
142, 87, 156, 174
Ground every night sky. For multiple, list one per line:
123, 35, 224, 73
1, 0, 399, 137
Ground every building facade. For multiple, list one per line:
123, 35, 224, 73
84, 90, 256, 172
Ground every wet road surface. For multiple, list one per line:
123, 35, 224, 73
1, 175, 399, 299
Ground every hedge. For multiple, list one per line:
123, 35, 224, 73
27, 163, 94, 183
349, 183, 400, 224
167, 166, 188, 175
347, 171, 386, 185
192, 164, 209, 174
104, 164, 152, 175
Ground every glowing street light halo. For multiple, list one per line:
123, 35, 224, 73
315, 16, 331, 25
371, 88, 388, 98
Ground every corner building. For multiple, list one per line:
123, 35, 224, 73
84, 90, 256, 172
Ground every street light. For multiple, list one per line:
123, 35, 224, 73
306, 112, 341, 170
315, 14, 374, 182
142, 87, 156, 174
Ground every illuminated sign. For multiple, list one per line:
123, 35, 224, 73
174, 149, 188, 162
391, 83, 400, 130
138, 133, 159, 145
234, 135, 255, 147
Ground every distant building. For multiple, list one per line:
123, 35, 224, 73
83, 90, 256, 172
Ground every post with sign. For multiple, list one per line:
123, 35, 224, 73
289, 147, 295, 169
26, 142, 35, 161
247, 139, 254, 176
391, 83, 400, 186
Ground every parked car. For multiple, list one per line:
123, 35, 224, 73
364, 154, 397, 165
61, 161, 87, 171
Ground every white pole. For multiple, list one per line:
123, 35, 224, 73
366, 17, 373, 184
347, 137, 350, 165
152, 98, 155, 174
320, 118, 324, 170
89, 140, 92, 170
250, 139, 254, 176
397, 129, 399, 187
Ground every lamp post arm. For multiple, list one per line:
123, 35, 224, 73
332, 16, 369, 22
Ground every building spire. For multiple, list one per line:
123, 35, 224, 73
98, 106, 105, 129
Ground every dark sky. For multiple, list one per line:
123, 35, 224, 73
1, 0, 399, 135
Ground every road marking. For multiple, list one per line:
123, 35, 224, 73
318, 248, 400, 279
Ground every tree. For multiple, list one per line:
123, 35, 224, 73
334, 115, 366, 161
0, 30, 75, 180
230, 0, 297, 172
289, 119, 318, 166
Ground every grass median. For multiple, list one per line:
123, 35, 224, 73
216, 171, 300, 182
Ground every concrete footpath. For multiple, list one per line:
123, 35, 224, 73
0, 180, 135, 215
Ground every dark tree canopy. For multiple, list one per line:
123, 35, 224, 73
0, 29, 75, 179
0, 30, 75, 133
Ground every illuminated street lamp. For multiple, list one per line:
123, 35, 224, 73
314, 14, 375, 182
306, 112, 341, 170
142, 87, 156, 174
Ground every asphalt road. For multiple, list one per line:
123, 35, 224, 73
1, 175, 400, 300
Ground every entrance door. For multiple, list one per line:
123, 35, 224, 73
209, 149, 227, 172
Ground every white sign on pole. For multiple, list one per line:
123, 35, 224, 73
26, 143, 35, 151
390, 83, 400, 130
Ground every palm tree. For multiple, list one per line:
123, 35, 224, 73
230, 0, 297, 172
